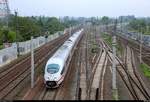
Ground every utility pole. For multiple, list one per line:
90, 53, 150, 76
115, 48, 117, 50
70, 26, 72, 36
31, 36, 35, 88
139, 27, 143, 64
112, 19, 118, 100
120, 16, 123, 32
15, 11, 19, 57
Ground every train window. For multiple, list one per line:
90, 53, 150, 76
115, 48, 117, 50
47, 64, 60, 74
60, 45, 68, 50
68, 39, 72, 42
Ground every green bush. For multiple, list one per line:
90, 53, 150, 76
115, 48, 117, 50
101, 32, 112, 46
0, 45, 3, 49
140, 63, 150, 78
8, 31, 16, 42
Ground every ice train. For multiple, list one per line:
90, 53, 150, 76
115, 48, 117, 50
44, 29, 84, 88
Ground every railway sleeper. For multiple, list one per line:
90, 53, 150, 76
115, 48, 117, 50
89, 88, 99, 100
78, 87, 87, 100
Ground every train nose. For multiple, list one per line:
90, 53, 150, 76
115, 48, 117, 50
46, 81, 57, 87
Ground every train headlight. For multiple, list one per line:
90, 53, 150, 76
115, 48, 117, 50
45, 76, 49, 80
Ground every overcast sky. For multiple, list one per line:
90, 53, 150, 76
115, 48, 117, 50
8, 0, 150, 17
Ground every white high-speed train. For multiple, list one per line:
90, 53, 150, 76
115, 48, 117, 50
44, 29, 84, 88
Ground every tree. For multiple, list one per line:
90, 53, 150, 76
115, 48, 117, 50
101, 16, 110, 30
0, 28, 17, 43
128, 19, 146, 33
46, 17, 64, 34
2, 29, 9, 43
101, 16, 109, 25
9, 15, 41, 40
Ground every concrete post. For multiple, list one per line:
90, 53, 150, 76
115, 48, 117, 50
70, 26, 72, 36
112, 36, 118, 100
31, 36, 34, 88
139, 30, 142, 64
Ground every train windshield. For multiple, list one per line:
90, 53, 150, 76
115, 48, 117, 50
47, 64, 60, 74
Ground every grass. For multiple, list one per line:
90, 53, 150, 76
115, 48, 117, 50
101, 32, 112, 47
128, 29, 150, 35
140, 63, 150, 78
91, 43, 99, 53
144, 31, 150, 35
112, 89, 119, 100
101, 32, 124, 57
0, 44, 3, 50
90, 34, 99, 54
116, 41, 124, 56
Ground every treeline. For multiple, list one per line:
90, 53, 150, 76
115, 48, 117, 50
86, 15, 150, 35
0, 15, 80, 45
128, 18, 150, 35
1, 15, 150, 45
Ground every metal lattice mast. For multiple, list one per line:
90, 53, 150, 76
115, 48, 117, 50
0, 0, 10, 27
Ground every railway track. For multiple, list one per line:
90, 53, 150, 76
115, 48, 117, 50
77, 26, 112, 100
75, 26, 150, 100
76, 26, 109, 100
77, 26, 103, 100
113, 31, 150, 66
37, 50, 78, 100
125, 46, 150, 100
23, 75, 60, 100
88, 31, 108, 100
78, 31, 88, 100
0, 34, 69, 99
102, 39, 150, 100
6, 26, 149, 100
89, 48, 107, 100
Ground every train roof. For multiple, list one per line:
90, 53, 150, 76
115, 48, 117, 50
46, 29, 83, 68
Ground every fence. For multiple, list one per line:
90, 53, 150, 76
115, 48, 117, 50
0, 44, 17, 67
0, 31, 64, 67
119, 30, 150, 46
18, 36, 46, 55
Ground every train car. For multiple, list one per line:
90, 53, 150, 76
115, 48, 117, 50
44, 29, 84, 88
